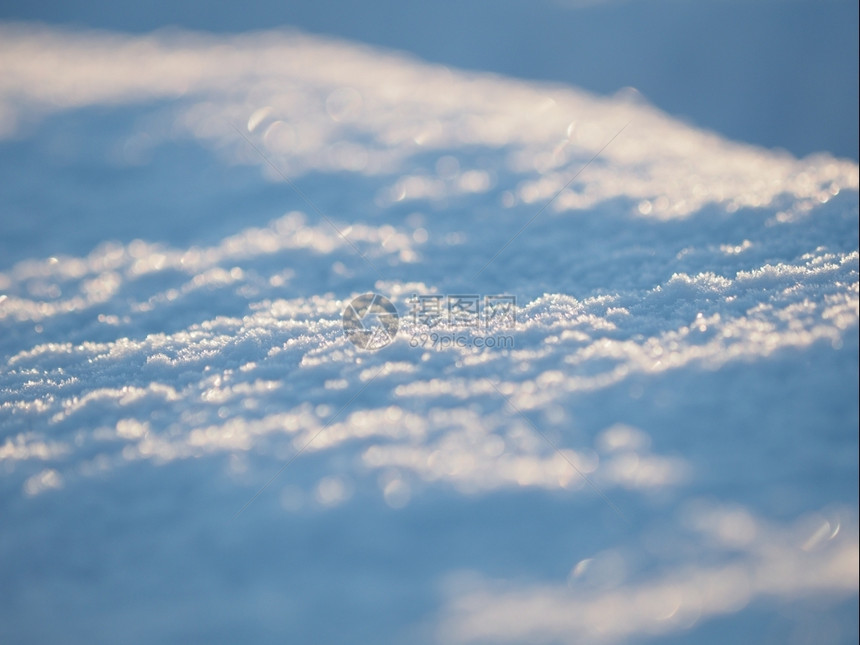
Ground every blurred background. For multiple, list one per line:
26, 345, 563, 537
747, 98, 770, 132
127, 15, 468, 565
2, 0, 858, 161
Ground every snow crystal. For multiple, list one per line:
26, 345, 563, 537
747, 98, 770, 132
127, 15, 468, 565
0, 22, 857, 645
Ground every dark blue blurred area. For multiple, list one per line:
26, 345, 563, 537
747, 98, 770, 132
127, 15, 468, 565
1, 0, 858, 161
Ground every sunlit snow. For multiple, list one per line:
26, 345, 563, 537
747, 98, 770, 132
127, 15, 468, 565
0, 24, 857, 645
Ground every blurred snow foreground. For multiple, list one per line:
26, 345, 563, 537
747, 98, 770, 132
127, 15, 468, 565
0, 24, 858, 645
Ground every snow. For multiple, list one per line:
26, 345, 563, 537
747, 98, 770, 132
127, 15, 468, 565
0, 23, 858, 645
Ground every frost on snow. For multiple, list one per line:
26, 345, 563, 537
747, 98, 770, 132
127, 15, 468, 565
0, 25, 858, 645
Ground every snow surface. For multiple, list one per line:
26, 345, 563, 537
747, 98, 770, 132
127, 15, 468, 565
0, 24, 858, 645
